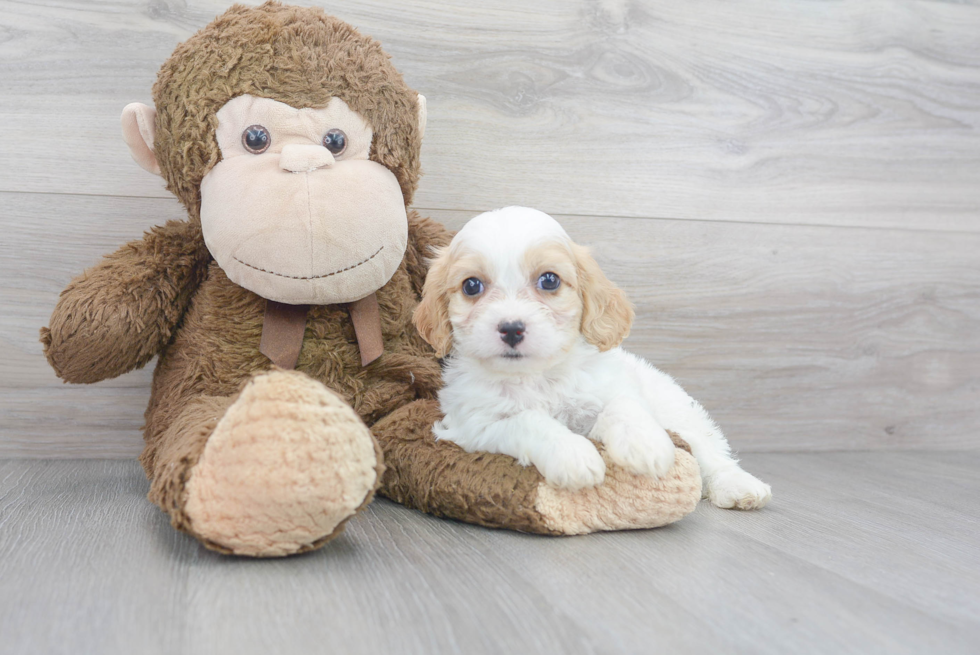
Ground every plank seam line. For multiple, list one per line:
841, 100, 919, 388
1, 190, 977, 237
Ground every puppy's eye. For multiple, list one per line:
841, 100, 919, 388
537, 272, 561, 291
461, 277, 484, 297
242, 125, 271, 154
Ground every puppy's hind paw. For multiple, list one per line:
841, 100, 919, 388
706, 467, 772, 510
538, 436, 606, 491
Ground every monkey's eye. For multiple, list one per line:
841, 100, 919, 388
537, 272, 561, 291
461, 277, 485, 297
242, 125, 271, 154
322, 129, 347, 155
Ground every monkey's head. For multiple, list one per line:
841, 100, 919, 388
121, 2, 426, 305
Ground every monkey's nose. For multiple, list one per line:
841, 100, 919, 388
498, 321, 525, 348
279, 144, 336, 173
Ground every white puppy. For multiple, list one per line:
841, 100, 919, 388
414, 207, 771, 509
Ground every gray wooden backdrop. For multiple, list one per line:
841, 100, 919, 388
1, 0, 978, 457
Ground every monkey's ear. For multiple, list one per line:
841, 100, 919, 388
121, 103, 161, 176
417, 94, 427, 140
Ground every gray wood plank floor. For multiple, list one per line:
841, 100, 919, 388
1, 452, 978, 655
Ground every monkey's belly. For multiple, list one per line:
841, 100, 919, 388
147, 262, 427, 434
294, 330, 422, 425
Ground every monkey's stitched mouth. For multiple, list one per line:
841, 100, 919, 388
233, 245, 384, 280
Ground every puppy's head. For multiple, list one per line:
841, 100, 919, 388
414, 207, 633, 371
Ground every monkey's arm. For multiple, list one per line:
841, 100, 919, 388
41, 219, 211, 384
404, 211, 454, 298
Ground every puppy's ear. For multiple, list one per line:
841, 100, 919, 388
573, 243, 634, 351
413, 247, 454, 358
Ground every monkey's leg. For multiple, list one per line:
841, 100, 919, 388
144, 370, 383, 557
373, 400, 702, 535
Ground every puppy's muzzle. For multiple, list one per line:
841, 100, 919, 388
498, 321, 525, 348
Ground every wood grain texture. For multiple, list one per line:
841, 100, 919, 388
0, 193, 182, 457
0, 0, 978, 230
2, 193, 978, 456
1, 453, 978, 654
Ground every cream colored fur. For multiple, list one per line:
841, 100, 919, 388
534, 447, 701, 534
183, 370, 380, 557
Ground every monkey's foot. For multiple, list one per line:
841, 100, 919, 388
183, 370, 383, 557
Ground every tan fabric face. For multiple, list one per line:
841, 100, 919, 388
201, 95, 408, 305
215, 95, 375, 163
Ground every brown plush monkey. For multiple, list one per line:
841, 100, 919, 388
41, 2, 701, 557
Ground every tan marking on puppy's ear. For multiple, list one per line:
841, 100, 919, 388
573, 243, 635, 351
413, 246, 454, 357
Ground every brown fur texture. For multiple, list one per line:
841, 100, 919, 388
376, 400, 557, 533
152, 2, 423, 219
41, 3, 701, 556
41, 219, 211, 384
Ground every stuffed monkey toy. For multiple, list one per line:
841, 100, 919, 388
42, 2, 702, 557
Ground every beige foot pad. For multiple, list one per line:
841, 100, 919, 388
534, 448, 702, 534
184, 370, 382, 557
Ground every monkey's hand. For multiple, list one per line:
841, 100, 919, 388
41, 219, 211, 384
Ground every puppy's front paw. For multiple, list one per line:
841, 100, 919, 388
537, 435, 606, 491
592, 406, 675, 479
707, 467, 772, 510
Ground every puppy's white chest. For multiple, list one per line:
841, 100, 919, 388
554, 395, 603, 436
518, 377, 603, 437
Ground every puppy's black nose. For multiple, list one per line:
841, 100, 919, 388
498, 321, 525, 348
